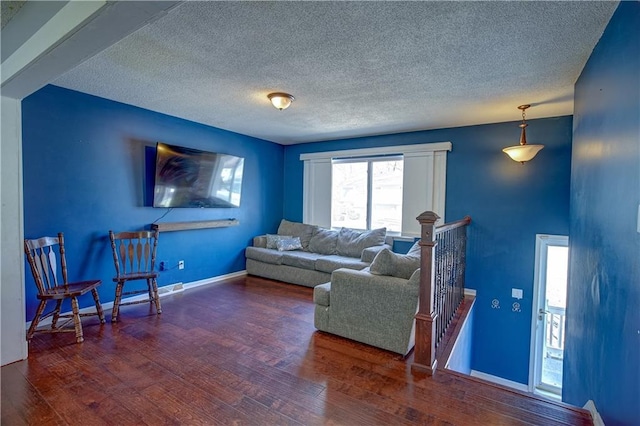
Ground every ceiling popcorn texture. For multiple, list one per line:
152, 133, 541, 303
53, 1, 618, 145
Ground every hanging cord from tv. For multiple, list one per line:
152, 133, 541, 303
152, 208, 173, 224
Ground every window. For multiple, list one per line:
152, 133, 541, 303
301, 142, 451, 236
331, 157, 403, 232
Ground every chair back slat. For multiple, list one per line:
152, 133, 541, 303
109, 230, 158, 277
118, 241, 126, 274
143, 239, 150, 272
24, 233, 69, 295
127, 240, 134, 273
136, 239, 143, 272
46, 247, 58, 286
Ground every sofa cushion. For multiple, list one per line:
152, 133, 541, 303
315, 255, 370, 273
277, 219, 316, 251
313, 282, 331, 306
369, 248, 420, 279
308, 228, 339, 255
281, 251, 323, 270
336, 227, 386, 258
245, 247, 284, 265
361, 244, 392, 263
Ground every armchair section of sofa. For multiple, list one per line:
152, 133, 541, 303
313, 267, 421, 356
245, 219, 390, 287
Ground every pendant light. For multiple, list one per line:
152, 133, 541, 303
502, 104, 544, 163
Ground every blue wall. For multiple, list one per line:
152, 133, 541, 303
21, 85, 284, 321
564, 2, 640, 425
283, 116, 573, 383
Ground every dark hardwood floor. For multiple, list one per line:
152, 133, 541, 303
2, 276, 592, 425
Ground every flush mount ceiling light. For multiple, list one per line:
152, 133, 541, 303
502, 104, 544, 163
267, 92, 295, 110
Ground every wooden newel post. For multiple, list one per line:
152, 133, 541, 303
412, 211, 439, 375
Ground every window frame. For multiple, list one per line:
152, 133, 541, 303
331, 155, 404, 232
301, 142, 451, 236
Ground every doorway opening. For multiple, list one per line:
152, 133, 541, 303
529, 234, 569, 400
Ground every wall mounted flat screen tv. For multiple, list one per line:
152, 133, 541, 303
153, 142, 244, 208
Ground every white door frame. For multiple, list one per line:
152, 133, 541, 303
528, 234, 569, 393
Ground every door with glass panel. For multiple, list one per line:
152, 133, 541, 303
529, 234, 569, 398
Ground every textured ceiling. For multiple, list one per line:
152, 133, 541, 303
53, 1, 618, 145
1, 0, 26, 29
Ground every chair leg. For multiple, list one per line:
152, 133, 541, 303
91, 288, 106, 324
151, 278, 162, 314
147, 280, 154, 305
51, 300, 63, 329
27, 300, 47, 341
70, 297, 84, 343
112, 281, 124, 322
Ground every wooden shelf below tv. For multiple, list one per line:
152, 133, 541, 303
151, 219, 239, 232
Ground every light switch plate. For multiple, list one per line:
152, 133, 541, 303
512, 288, 523, 299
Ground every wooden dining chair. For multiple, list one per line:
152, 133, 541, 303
24, 233, 105, 343
109, 230, 162, 322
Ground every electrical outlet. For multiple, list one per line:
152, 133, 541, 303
178, 260, 184, 270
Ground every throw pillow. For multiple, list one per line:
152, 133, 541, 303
276, 236, 302, 251
336, 227, 386, 258
370, 248, 421, 279
308, 228, 339, 255
266, 233, 287, 249
406, 240, 421, 258
277, 219, 316, 251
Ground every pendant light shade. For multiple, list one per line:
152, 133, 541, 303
502, 104, 544, 163
268, 92, 295, 110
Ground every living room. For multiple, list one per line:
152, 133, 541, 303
1, 2, 638, 425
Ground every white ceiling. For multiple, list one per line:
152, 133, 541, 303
52, 1, 618, 145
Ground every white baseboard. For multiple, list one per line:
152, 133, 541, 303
583, 400, 605, 426
25, 270, 247, 329
470, 370, 529, 392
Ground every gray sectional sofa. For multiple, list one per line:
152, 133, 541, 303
245, 219, 390, 287
313, 267, 420, 356
246, 219, 423, 355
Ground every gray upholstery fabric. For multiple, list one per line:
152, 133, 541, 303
308, 228, 338, 255
246, 225, 388, 289
336, 227, 386, 258
369, 248, 421, 279
315, 255, 369, 273
313, 282, 331, 306
245, 247, 284, 265
360, 244, 392, 263
313, 267, 420, 355
246, 259, 330, 287
253, 235, 267, 248
277, 219, 316, 251
281, 251, 323, 270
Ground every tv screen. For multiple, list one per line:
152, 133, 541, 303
153, 142, 244, 208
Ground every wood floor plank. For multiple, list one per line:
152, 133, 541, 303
2, 276, 592, 425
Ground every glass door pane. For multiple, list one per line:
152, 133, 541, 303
540, 245, 568, 392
